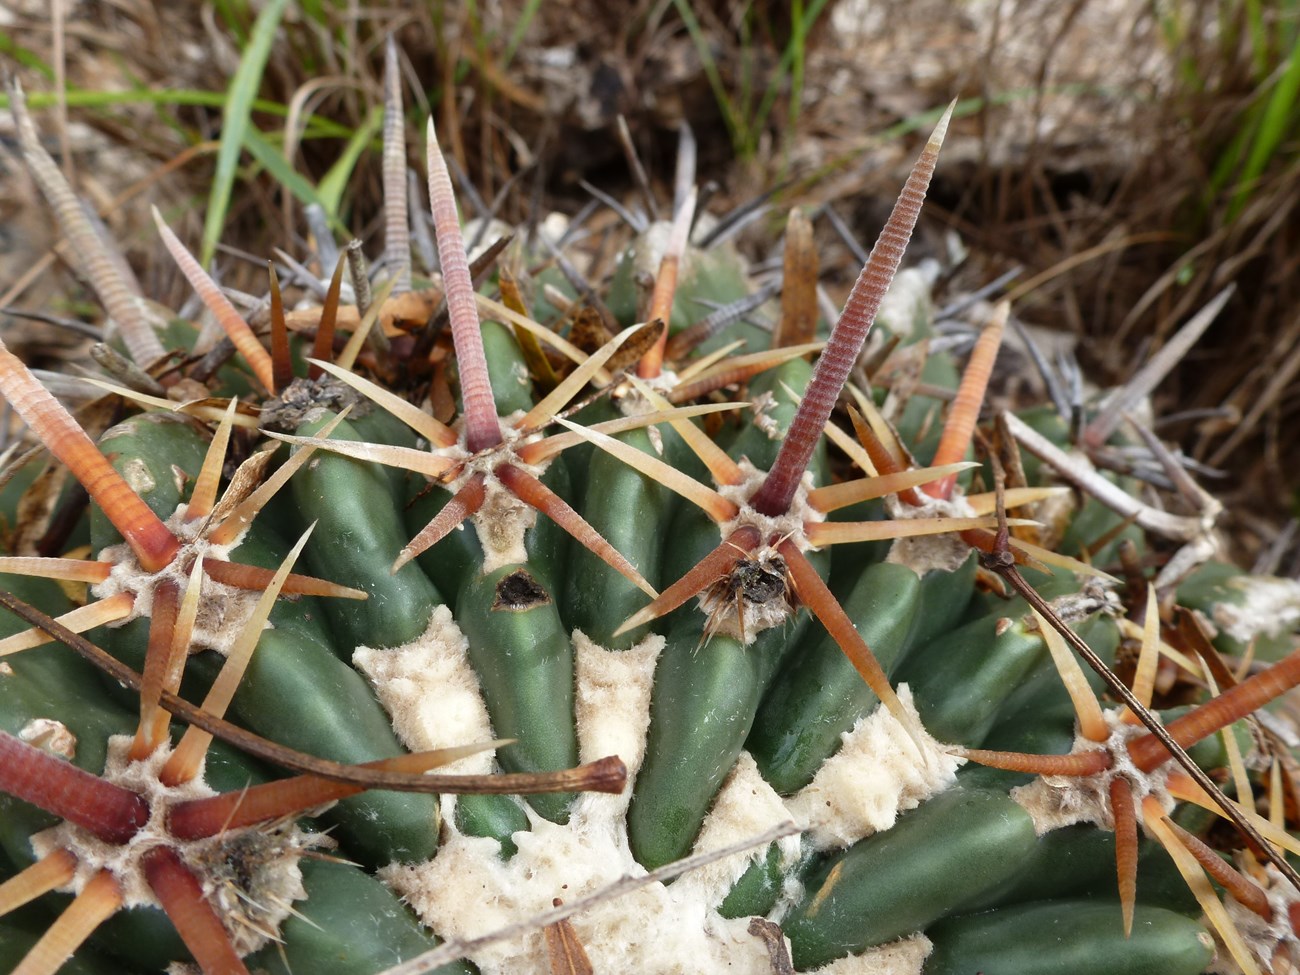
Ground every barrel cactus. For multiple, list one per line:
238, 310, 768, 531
1, 47, 1298, 975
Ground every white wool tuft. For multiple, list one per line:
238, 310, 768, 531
572, 629, 661, 778
673, 753, 799, 908
884, 494, 976, 577
1212, 574, 1300, 645
785, 686, 959, 849
354, 605, 498, 826
1010, 709, 1173, 836
426, 411, 554, 574
353, 605, 495, 774
1207, 863, 1300, 975
93, 505, 258, 656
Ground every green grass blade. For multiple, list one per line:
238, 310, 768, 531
201, 0, 291, 266
242, 127, 348, 237
1243, 0, 1268, 80
1230, 35, 1300, 218
670, 0, 742, 153
0, 32, 53, 79
503, 0, 544, 67
757, 0, 833, 152
212, 0, 253, 46
1208, 102, 1259, 199
316, 106, 383, 217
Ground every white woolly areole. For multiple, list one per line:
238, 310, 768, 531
608, 376, 676, 458
680, 458, 825, 644
472, 477, 536, 572
430, 411, 552, 574
1048, 577, 1123, 624
614, 371, 681, 417
1010, 709, 1174, 836
1211, 574, 1300, 645
808, 934, 932, 975
785, 686, 959, 850
1208, 863, 1300, 975
353, 605, 497, 828
717, 458, 824, 555
884, 492, 977, 577
749, 390, 782, 441
92, 505, 258, 656
30, 736, 313, 956
381, 632, 805, 973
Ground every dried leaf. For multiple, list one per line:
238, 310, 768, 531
542, 899, 593, 975
773, 208, 818, 348
499, 267, 558, 392
606, 320, 664, 373
285, 288, 443, 338
568, 306, 614, 356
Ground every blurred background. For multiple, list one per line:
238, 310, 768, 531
1, 0, 1297, 563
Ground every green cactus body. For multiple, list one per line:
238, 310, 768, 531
562, 426, 674, 649
627, 618, 773, 868
456, 562, 577, 823
748, 559, 926, 794
246, 860, 472, 975
784, 788, 1038, 969
290, 412, 445, 650
924, 900, 1214, 975
607, 227, 757, 349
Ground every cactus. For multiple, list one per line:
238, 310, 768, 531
1, 53, 1299, 975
